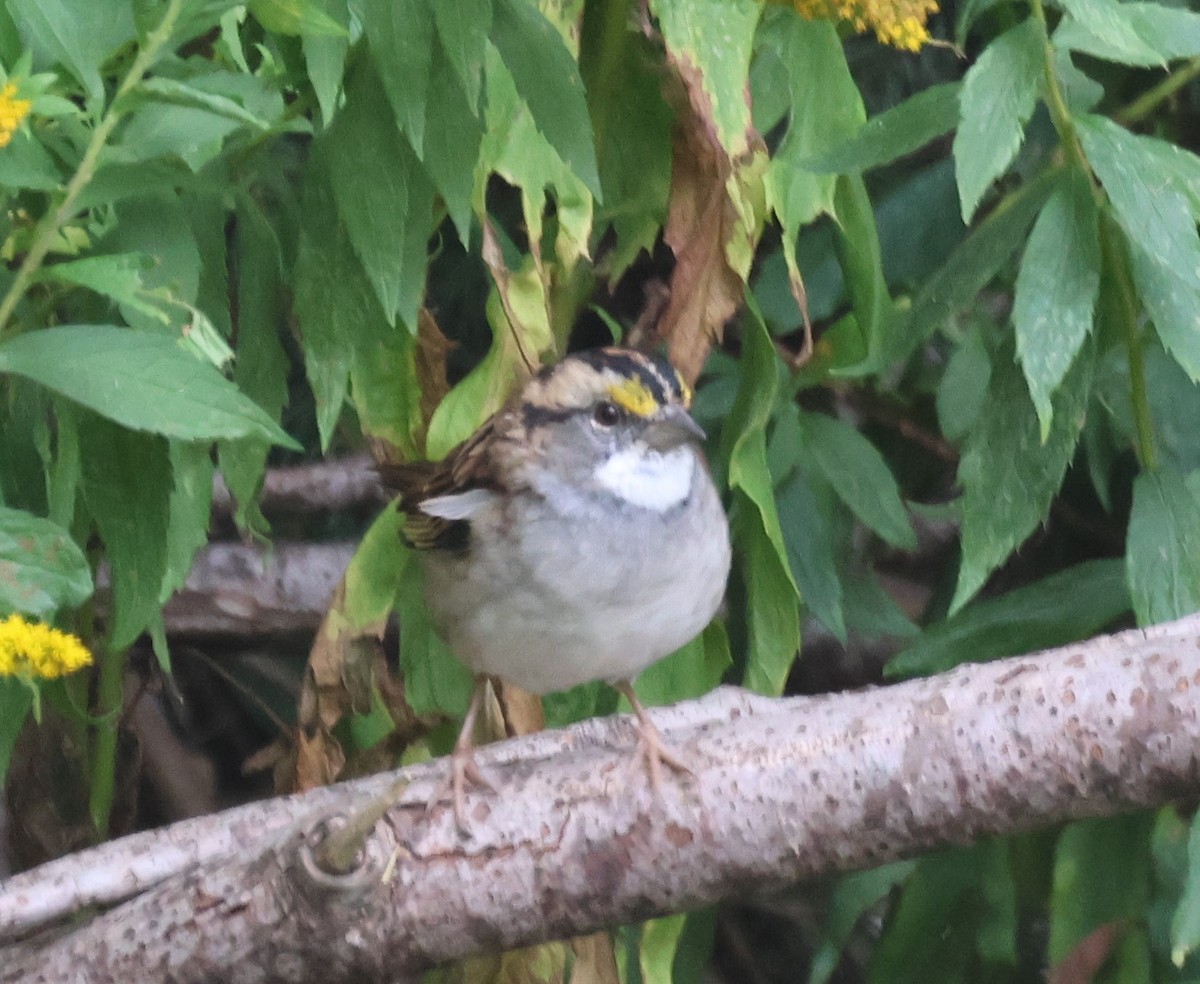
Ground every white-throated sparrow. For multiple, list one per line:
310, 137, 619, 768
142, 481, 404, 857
386, 348, 731, 826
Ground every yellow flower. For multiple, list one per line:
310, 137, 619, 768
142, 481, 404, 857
783, 0, 938, 50
0, 614, 92, 680
0, 80, 33, 148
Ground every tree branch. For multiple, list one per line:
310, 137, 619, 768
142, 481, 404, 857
4, 614, 1200, 983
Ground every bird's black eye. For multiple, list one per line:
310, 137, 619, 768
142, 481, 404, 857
592, 400, 621, 427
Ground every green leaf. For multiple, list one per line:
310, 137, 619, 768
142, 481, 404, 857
799, 411, 915, 550
216, 196, 290, 535
303, 0, 349, 126
1078, 115, 1200, 381
760, 12, 865, 231
775, 468, 845, 642
0, 325, 298, 447
803, 82, 962, 174
433, 0, 491, 111
38, 254, 170, 323
1057, 2, 1200, 65
809, 862, 918, 984
1055, 0, 1163, 65
159, 441, 213, 604
0, 678, 33, 791
953, 18, 1043, 224
638, 913, 688, 984
1172, 808, 1200, 967
327, 62, 437, 329
79, 414, 171, 649
0, 506, 92, 618
830, 174, 895, 376
363, 0, 433, 151
886, 559, 1129, 678
635, 620, 731, 707
395, 553, 474, 718
0, 129, 63, 191
1012, 170, 1101, 439
1125, 467, 1200, 628
736, 498, 801, 697
7, 0, 135, 105
424, 39, 485, 242
1049, 814, 1155, 964
248, 0, 347, 36
489, 0, 601, 198
952, 338, 1094, 611
909, 170, 1057, 360
136, 76, 272, 129
936, 326, 991, 443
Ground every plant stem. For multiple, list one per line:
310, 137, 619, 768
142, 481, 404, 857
1117, 57, 1200, 126
0, 0, 185, 336
1100, 213, 1158, 470
88, 642, 123, 837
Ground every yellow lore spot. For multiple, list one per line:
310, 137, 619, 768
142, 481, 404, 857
0, 614, 92, 680
608, 377, 660, 417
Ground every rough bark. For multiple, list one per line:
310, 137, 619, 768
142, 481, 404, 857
3, 614, 1199, 984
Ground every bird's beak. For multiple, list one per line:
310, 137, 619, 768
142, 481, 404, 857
643, 404, 706, 451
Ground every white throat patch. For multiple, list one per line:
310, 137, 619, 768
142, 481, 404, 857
594, 445, 695, 511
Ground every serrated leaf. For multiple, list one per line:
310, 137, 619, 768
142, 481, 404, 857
248, 0, 347, 36
1079, 115, 1200, 380
1126, 467, 1200, 628
433, 0, 491, 111
1055, 0, 1163, 65
38, 254, 170, 323
424, 40, 485, 242
303, 0, 349, 126
79, 414, 171, 648
326, 62, 437, 330
803, 82, 962, 174
363, 0, 432, 151
489, 0, 601, 198
136, 76, 271, 129
800, 411, 915, 550
0, 506, 92, 618
1057, 2, 1200, 65
953, 18, 1043, 224
952, 338, 1094, 611
0, 325, 298, 447
1013, 170, 1100, 438
908, 170, 1056, 357
886, 559, 1129, 678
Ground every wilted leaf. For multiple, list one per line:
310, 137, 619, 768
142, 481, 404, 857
654, 0, 766, 382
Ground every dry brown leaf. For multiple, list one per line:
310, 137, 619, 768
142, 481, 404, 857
656, 57, 767, 385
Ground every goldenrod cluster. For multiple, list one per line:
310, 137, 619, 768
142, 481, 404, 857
0, 614, 92, 680
786, 0, 938, 50
0, 81, 32, 148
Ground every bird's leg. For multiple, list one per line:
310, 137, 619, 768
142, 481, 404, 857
428, 676, 496, 830
614, 679, 694, 795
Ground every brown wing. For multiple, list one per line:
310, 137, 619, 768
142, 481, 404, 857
379, 416, 502, 551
